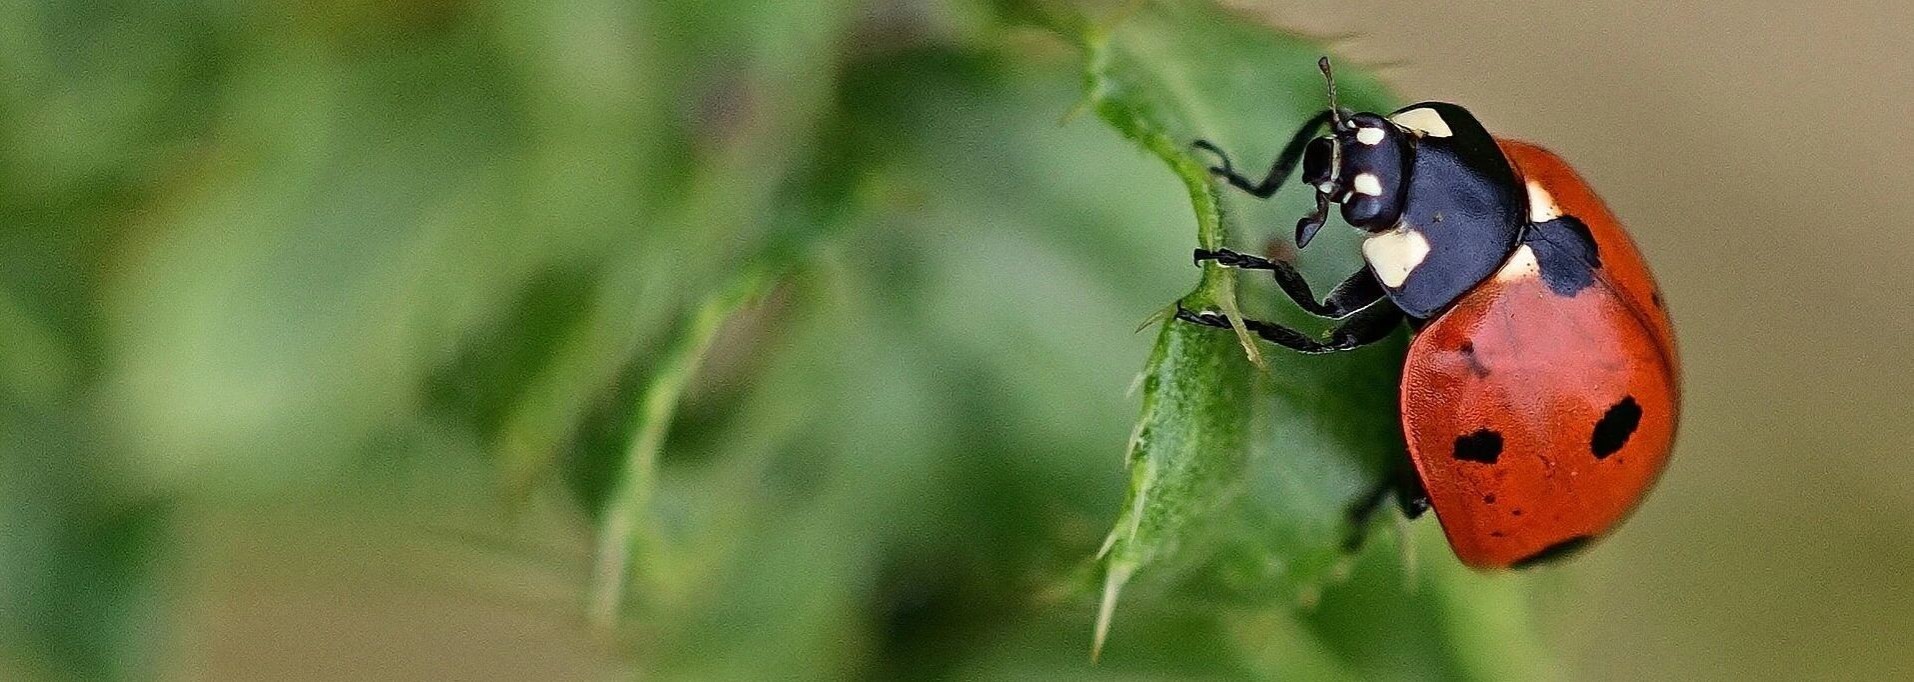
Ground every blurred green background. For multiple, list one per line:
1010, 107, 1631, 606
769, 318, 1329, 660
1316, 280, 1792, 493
4, 0, 1910, 679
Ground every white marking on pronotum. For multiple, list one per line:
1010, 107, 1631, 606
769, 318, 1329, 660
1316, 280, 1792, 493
1362, 227, 1431, 288
1390, 107, 1453, 137
1356, 126, 1386, 145
1496, 244, 1540, 282
1526, 180, 1564, 222
1352, 173, 1384, 196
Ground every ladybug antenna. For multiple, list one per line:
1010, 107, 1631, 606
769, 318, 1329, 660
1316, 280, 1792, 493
1317, 56, 1346, 192
1319, 56, 1344, 129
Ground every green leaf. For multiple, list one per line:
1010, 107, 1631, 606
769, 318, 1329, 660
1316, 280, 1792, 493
1093, 310, 1254, 658
1042, 0, 1412, 653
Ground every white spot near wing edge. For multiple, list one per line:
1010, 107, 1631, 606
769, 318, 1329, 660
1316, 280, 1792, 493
1356, 126, 1386, 145
1390, 107, 1454, 137
1362, 228, 1431, 288
1496, 244, 1540, 282
1526, 180, 1564, 222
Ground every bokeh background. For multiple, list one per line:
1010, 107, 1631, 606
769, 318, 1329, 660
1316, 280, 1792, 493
3, 0, 1909, 679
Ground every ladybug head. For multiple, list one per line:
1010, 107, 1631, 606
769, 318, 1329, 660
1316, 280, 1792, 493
1294, 58, 1410, 247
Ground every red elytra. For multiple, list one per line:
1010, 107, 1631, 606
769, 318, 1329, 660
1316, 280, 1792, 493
1400, 140, 1679, 568
1181, 58, 1680, 568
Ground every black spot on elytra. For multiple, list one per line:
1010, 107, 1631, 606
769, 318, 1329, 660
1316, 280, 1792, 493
1489, 530, 1507, 538
1482, 493, 1497, 505
1511, 508, 1523, 517
1592, 396, 1643, 459
1529, 216, 1600, 297
1453, 429, 1503, 464
1559, 216, 1600, 260
1458, 341, 1490, 377
1510, 535, 1595, 568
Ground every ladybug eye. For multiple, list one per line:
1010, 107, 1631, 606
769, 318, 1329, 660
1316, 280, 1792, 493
1340, 168, 1404, 230
1301, 137, 1336, 188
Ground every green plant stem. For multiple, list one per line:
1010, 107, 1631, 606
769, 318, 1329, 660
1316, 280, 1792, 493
587, 268, 770, 631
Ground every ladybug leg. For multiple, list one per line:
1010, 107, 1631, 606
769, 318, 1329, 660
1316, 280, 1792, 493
1342, 466, 1430, 551
1174, 300, 1402, 354
1393, 472, 1430, 519
1190, 109, 1332, 199
1191, 246, 1277, 270
1342, 482, 1395, 551
1193, 249, 1383, 319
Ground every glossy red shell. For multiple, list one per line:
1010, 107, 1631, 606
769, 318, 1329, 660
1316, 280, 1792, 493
1401, 140, 1680, 569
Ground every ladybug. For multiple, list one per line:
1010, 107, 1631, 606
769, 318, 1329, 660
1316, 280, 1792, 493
1178, 58, 1679, 568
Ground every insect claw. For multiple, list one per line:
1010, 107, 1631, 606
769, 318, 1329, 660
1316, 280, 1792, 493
1172, 304, 1229, 329
1190, 139, 1234, 176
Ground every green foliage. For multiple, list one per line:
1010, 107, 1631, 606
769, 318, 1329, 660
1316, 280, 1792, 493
0, 0, 1550, 678
1029, 3, 1546, 673
588, 266, 771, 630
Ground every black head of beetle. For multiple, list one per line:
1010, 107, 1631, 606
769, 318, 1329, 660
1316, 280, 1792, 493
1189, 58, 1421, 248
1292, 58, 1413, 247
1299, 113, 1411, 245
